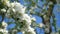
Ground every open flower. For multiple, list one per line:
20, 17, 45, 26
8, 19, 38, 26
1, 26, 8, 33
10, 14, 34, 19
25, 26, 36, 34
39, 23, 44, 28
2, 21, 8, 28
1, 8, 6, 12
0, 29, 8, 34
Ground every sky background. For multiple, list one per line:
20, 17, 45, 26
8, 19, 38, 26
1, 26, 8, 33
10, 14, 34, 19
0, 0, 60, 34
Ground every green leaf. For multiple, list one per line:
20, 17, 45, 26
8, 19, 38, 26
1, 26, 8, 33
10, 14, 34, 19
0, 32, 3, 34
35, 0, 38, 3
0, 23, 2, 27
59, 30, 60, 34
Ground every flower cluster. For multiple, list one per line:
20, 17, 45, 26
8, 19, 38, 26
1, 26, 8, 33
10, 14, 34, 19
0, 21, 8, 34
0, 0, 36, 34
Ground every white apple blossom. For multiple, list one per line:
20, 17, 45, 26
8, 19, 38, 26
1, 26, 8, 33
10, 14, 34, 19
48, 1, 53, 5
39, 23, 44, 28
1, 0, 10, 7
5, 2, 26, 18
21, 14, 32, 25
10, 3, 15, 8
3, 29, 8, 34
1, 8, 6, 12
22, 31, 25, 34
6, 1, 10, 7
25, 26, 36, 34
13, 2, 26, 14
22, 26, 36, 34
0, 29, 3, 32
0, 29, 8, 34
12, 8, 16, 12
2, 21, 8, 28
0, 21, 8, 34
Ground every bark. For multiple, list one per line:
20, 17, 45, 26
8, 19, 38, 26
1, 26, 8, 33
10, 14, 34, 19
41, 0, 56, 34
